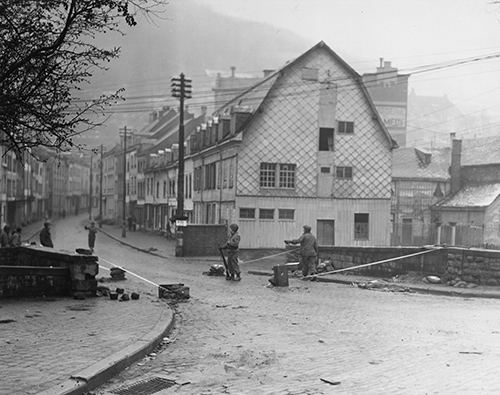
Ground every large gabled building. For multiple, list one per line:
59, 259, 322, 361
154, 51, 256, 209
188, 41, 397, 248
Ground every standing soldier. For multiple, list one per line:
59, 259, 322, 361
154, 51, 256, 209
85, 220, 97, 253
285, 225, 318, 276
223, 223, 241, 281
0, 225, 10, 247
40, 221, 54, 248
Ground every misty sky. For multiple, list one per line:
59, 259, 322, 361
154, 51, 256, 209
198, 0, 500, 118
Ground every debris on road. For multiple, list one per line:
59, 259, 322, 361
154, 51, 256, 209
320, 378, 341, 385
353, 279, 412, 293
203, 264, 226, 277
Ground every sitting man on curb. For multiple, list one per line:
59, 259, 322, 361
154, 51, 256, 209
285, 225, 318, 277
223, 223, 241, 281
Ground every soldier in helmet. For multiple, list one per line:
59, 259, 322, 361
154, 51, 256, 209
285, 225, 318, 276
223, 223, 241, 281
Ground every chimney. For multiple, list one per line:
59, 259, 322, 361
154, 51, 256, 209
450, 139, 462, 194
384, 61, 392, 69
450, 132, 456, 140
230, 66, 236, 78
379, 57, 384, 68
263, 69, 274, 77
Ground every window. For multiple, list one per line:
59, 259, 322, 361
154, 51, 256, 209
354, 213, 369, 240
240, 208, 255, 219
338, 121, 354, 134
259, 209, 274, 220
260, 163, 295, 188
320, 167, 330, 174
156, 182, 160, 198
163, 181, 167, 198
260, 163, 276, 187
279, 164, 295, 188
336, 166, 352, 179
302, 67, 319, 81
319, 128, 334, 151
204, 162, 216, 190
278, 209, 294, 220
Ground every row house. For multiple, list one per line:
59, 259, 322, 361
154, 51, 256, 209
432, 136, 500, 248
140, 114, 205, 231
0, 147, 49, 227
102, 145, 119, 221
188, 41, 396, 248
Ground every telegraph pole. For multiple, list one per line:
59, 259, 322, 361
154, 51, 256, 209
99, 144, 103, 227
119, 126, 128, 238
89, 154, 93, 220
171, 73, 192, 256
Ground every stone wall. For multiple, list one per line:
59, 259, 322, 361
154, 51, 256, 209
283, 245, 500, 286
0, 246, 98, 298
183, 224, 227, 256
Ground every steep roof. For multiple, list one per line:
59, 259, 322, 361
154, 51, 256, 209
434, 183, 500, 208
214, 41, 397, 148
392, 147, 450, 181
461, 135, 500, 166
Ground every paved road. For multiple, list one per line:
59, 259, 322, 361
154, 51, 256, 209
0, 216, 172, 395
90, 229, 500, 395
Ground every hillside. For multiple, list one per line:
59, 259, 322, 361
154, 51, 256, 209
76, 0, 310, 148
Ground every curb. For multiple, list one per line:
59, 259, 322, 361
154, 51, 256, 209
248, 270, 500, 300
98, 228, 169, 259
38, 302, 175, 395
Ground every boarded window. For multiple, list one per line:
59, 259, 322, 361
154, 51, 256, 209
338, 121, 354, 134
320, 167, 330, 173
240, 208, 255, 219
354, 213, 369, 240
302, 67, 319, 81
259, 209, 274, 220
279, 209, 295, 220
319, 128, 334, 151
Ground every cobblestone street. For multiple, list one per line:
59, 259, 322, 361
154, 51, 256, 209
93, 228, 500, 394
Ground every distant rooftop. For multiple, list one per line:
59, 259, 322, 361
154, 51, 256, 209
434, 183, 500, 208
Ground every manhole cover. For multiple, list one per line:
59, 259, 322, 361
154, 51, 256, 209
111, 377, 176, 395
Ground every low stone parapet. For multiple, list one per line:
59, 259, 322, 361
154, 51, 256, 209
0, 246, 98, 298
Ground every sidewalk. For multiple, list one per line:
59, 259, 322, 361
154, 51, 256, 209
0, 215, 174, 395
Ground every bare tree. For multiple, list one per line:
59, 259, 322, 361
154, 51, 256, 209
0, 0, 165, 156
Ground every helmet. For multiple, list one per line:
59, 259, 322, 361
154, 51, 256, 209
229, 223, 239, 232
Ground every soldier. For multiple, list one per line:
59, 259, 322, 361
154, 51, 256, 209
285, 225, 318, 276
0, 225, 10, 247
223, 223, 241, 281
10, 227, 22, 247
40, 221, 54, 248
85, 220, 97, 253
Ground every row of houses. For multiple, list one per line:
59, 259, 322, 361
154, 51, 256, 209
0, 147, 90, 229
3, 41, 493, 249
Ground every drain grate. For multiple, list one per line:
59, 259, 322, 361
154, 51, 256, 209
111, 377, 176, 395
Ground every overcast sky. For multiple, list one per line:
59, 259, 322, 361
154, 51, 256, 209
198, 0, 500, 118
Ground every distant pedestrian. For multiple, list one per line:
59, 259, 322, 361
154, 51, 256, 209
285, 225, 318, 276
10, 227, 22, 247
222, 223, 241, 281
85, 220, 97, 253
0, 225, 10, 247
40, 221, 54, 248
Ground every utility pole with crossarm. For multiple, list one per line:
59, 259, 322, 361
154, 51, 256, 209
171, 73, 192, 256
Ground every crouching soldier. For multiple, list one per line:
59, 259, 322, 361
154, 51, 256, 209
223, 223, 241, 281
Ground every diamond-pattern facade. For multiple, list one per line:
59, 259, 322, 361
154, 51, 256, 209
237, 47, 392, 200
